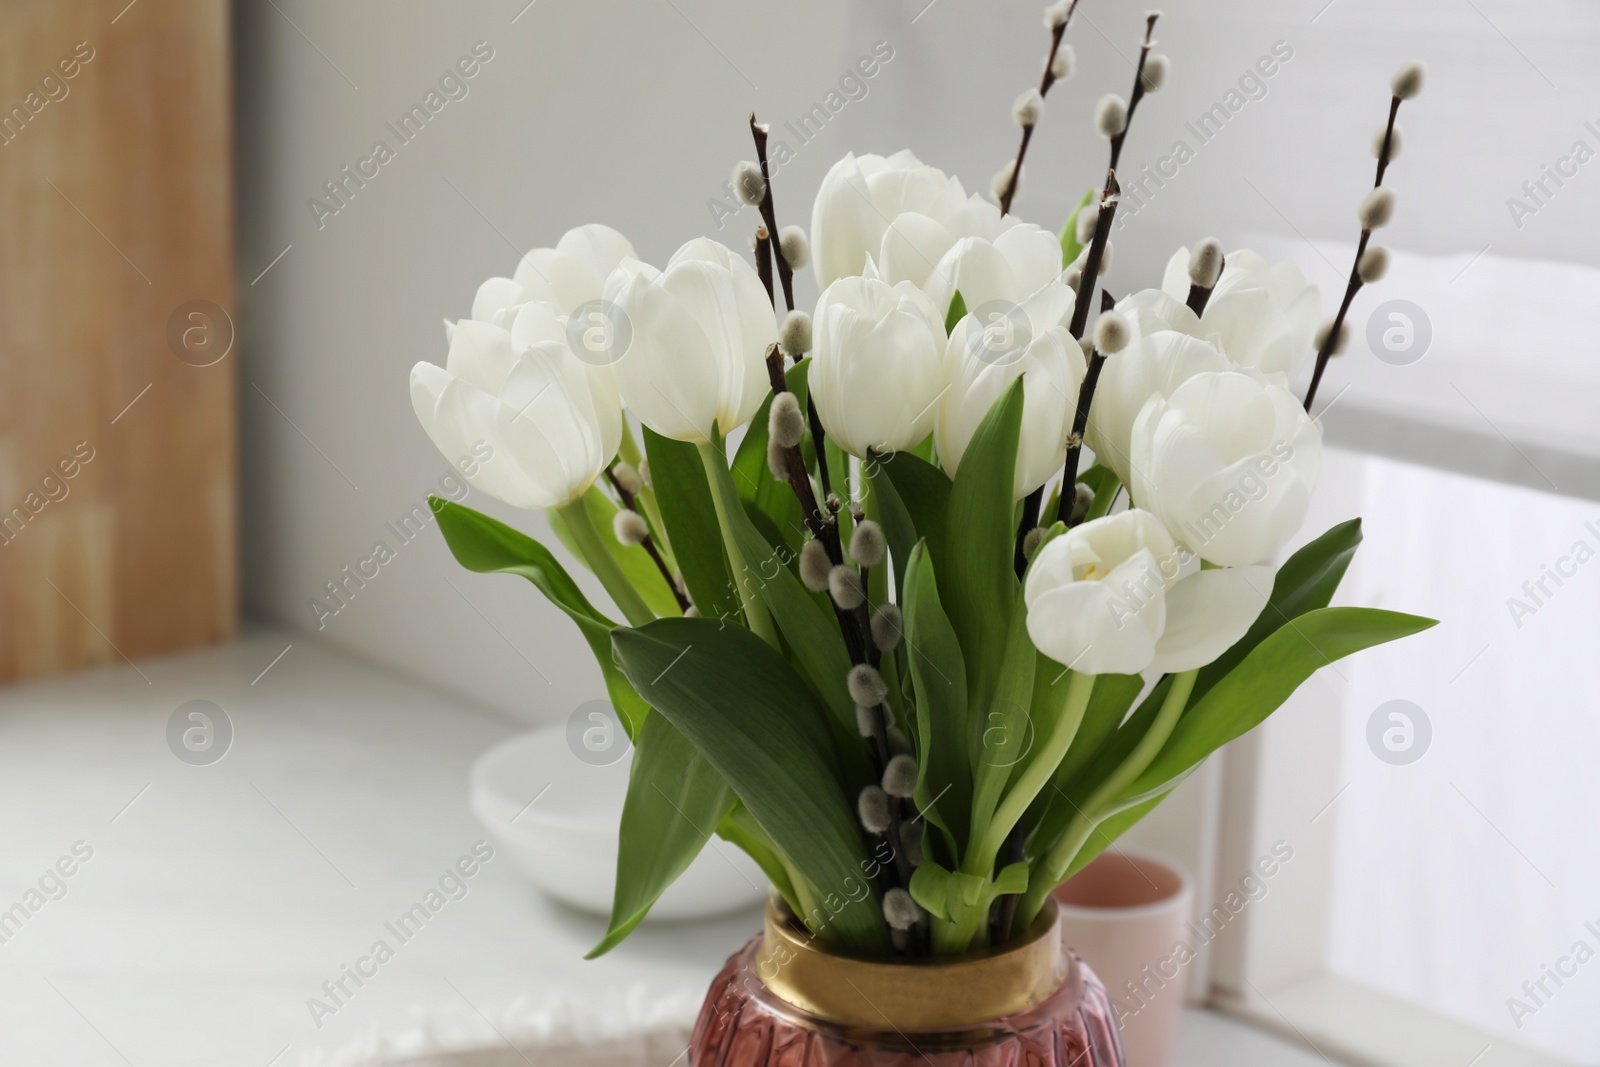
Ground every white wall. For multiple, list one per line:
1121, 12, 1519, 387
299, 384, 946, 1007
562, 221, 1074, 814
236, 0, 864, 721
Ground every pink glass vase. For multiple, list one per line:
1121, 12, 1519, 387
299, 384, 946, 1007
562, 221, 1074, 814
688, 900, 1123, 1067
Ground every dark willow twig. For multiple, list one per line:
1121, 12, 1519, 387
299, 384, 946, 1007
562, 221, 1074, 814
998, 0, 1081, 216
604, 463, 690, 613
1107, 13, 1160, 173
749, 112, 833, 501
1304, 93, 1405, 413
760, 349, 916, 911
748, 116, 794, 313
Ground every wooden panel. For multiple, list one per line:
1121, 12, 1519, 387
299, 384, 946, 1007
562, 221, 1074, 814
0, 0, 234, 681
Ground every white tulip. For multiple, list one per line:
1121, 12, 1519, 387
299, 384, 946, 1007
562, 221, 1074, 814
811, 151, 969, 288
1128, 371, 1322, 568
811, 269, 947, 457
918, 223, 1065, 321
1024, 509, 1272, 675
471, 223, 637, 325
1160, 247, 1320, 381
410, 309, 622, 511
1085, 291, 1231, 486
937, 281, 1085, 498
604, 237, 776, 444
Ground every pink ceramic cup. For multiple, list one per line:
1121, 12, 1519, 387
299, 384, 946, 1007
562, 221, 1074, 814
1054, 850, 1193, 1067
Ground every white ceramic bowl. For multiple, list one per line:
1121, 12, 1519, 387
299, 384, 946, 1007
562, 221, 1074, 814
469, 724, 767, 921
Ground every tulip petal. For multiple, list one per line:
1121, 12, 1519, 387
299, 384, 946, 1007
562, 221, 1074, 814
444, 319, 519, 396
472, 276, 523, 323
1150, 565, 1273, 673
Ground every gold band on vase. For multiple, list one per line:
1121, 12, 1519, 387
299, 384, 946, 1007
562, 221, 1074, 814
756, 898, 1067, 1031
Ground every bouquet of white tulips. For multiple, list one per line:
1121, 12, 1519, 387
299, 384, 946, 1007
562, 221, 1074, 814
409, 6, 1436, 958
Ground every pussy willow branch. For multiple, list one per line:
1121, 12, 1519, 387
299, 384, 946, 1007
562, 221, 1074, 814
761, 350, 918, 929
1304, 93, 1404, 413
753, 226, 774, 306
1068, 173, 1120, 341
749, 112, 833, 501
605, 462, 691, 613
1108, 13, 1160, 173
749, 115, 794, 312
998, 0, 1081, 216
1186, 254, 1223, 316
1055, 292, 1114, 525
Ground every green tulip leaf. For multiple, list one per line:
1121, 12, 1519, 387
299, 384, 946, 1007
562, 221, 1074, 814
430, 498, 649, 738
1193, 518, 1363, 704
589, 712, 731, 957
967, 593, 1036, 851
903, 542, 973, 852
868, 449, 951, 604
943, 377, 1025, 708
700, 438, 871, 782
612, 618, 887, 951
643, 428, 741, 624
547, 484, 682, 618
1125, 607, 1439, 801
909, 860, 954, 921
1059, 186, 1096, 268
945, 290, 968, 335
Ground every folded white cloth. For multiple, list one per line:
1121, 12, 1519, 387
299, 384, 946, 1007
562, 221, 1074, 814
302, 988, 700, 1067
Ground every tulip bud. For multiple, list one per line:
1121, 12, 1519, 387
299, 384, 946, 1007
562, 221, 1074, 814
799, 538, 832, 592
858, 785, 891, 834
883, 754, 918, 798
1315, 318, 1349, 355
1094, 310, 1131, 354
732, 160, 766, 206
606, 238, 776, 442
779, 311, 813, 359
1076, 204, 1100, 245
900, 821, 924, 867
612, 510, 650, 547
829, 565, 866, 609
1357, 246, 1390, 283
811, 277, 947, 457
769, 392, 806, 448
1391, 60, 1425, 100
777, 225, 810, 271
850, 520, 886, 567
1141, 54, 1169, 92
1044, 0, 1072, 29
1374, 124, 1402, 160
767, 438, 790, 481
1188, 238, 1224, 288
1358, 188, 1396, 229
611, 462, 643, 496
1050, 44, 1075, 80
871, 603, 904, 652
991, 160, 1019, 201
1013, 88, 1045, 127
848, 663, 889, 706
1095, 94, 1128, 137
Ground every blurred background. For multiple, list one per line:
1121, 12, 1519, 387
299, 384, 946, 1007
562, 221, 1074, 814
2, 0, 1597, 1064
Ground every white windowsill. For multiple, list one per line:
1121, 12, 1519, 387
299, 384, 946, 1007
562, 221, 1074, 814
1214, 972, 1573, 1067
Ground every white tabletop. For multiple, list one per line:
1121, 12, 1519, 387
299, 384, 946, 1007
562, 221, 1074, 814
0, 630, 1333, 1066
